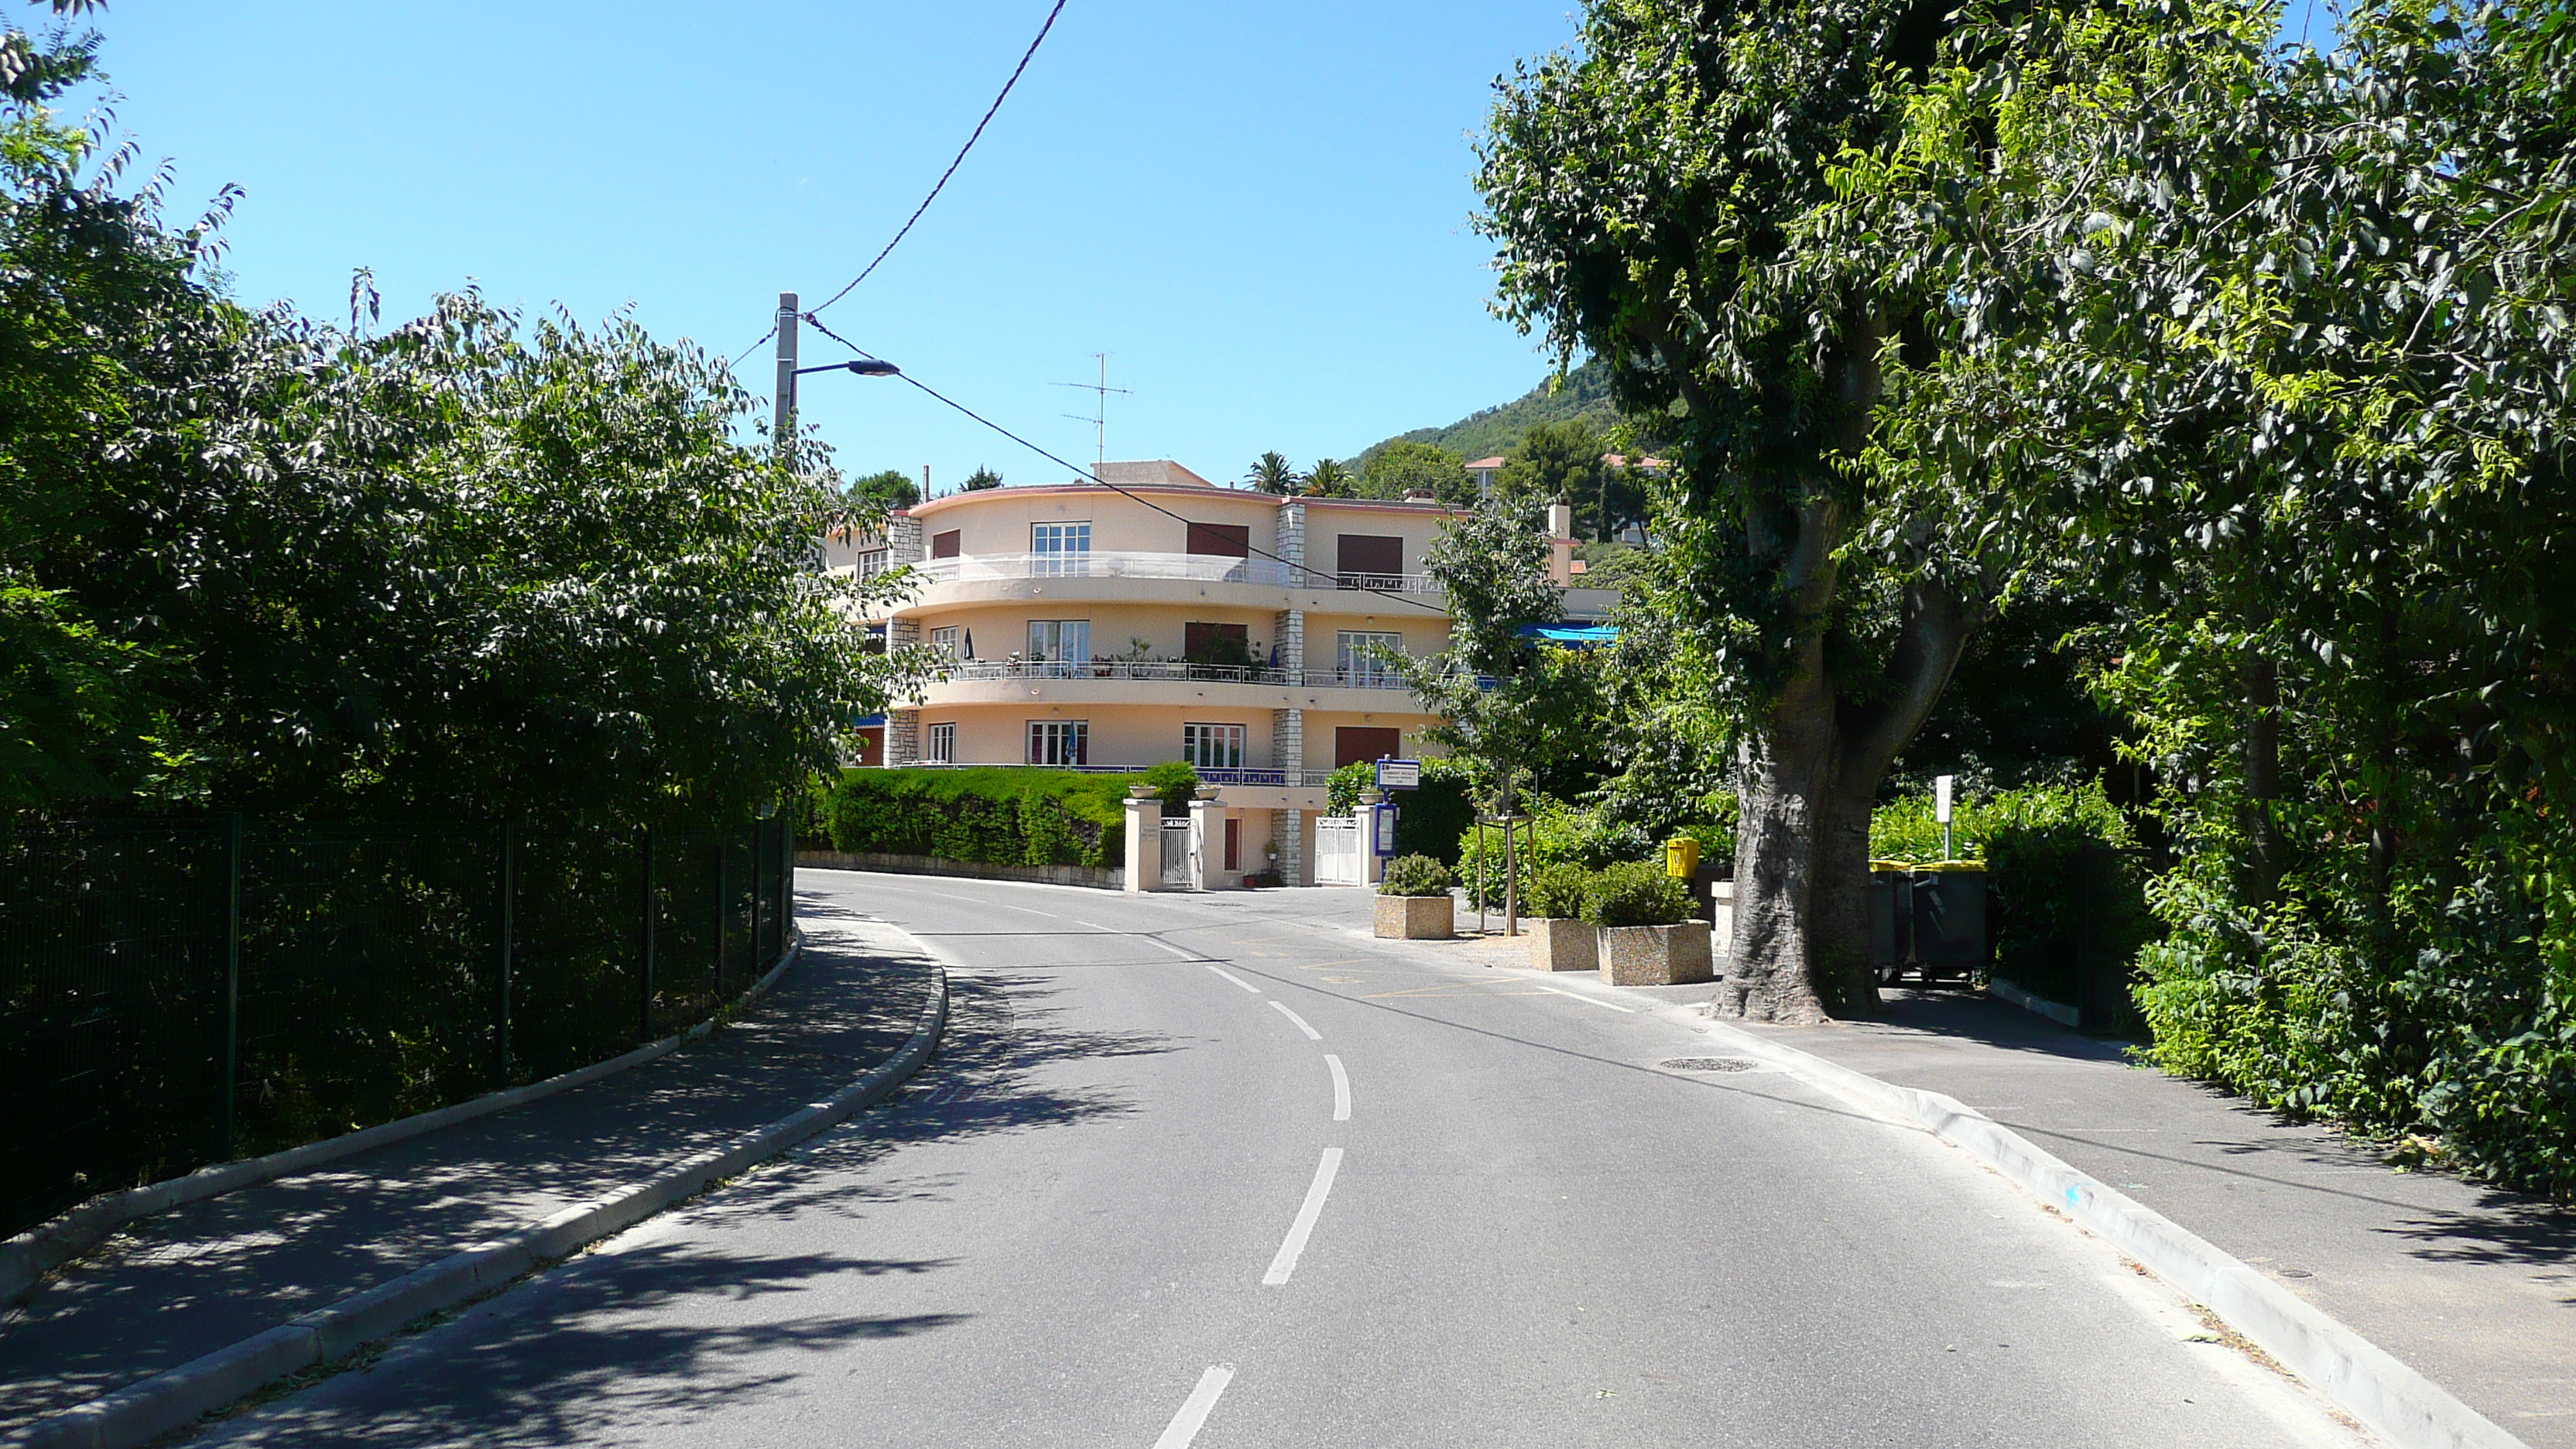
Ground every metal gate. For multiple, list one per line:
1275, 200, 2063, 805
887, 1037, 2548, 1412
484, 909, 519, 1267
1160, 818, 1194, 888
1314, 815, 1364, 886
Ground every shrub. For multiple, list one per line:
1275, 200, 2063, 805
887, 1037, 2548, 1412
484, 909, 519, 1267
1523, 862, 1593, 919
1869, 779, 2154, 1017
1378, 854, 1454, 897
1327, 756, 1477, 867
822, 767, 1129, 868
1138, 761, 1200, 813
1581, 860, 1694, 927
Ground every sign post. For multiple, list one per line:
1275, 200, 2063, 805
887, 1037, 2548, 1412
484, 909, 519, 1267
1374, 758, 1421, 791
1936, 774, 1955, 862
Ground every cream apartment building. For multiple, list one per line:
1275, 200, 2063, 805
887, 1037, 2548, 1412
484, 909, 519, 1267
831, 460, 1614, 888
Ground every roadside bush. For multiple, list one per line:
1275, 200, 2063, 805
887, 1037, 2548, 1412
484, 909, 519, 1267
1140, 761, 1200, 814
1523, 862, 1593, 919
822, 768, 1129, 869
1378, 854, 1454, 897
1869, 780, 2153, 1014
1327, 757, 1477, 867
1458, 794, 1732, 907
1581, 861, 1694, 927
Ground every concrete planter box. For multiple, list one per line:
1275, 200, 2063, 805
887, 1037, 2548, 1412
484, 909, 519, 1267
1598, 923, 1714, 985
1375, 894, 1454, 940
1528, 917, 1598, 971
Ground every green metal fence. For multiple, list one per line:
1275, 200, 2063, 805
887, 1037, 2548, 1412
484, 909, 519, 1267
0, 815, 795, 1238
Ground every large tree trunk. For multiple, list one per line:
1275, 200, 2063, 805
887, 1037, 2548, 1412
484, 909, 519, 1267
1715, 570, 1979, 1023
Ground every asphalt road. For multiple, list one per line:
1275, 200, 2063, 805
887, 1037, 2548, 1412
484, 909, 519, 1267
187, 873, 2366, 1448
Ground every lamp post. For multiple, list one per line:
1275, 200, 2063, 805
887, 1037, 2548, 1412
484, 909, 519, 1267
772, 290, 901, 456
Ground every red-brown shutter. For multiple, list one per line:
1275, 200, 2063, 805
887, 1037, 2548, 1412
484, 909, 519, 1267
1186, 522, 1251, 557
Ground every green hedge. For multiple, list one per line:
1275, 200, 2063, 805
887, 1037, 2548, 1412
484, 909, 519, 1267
1328, 757, 1476, 867
1871, 780, 2154, 1019
821, 768, 1133, 870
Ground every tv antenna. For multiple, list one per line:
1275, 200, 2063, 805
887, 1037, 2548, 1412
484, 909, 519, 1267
1051, 353, 1130, 476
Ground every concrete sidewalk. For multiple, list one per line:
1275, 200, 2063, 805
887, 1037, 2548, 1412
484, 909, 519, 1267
1718, 984, 2576, 1447
0, 889, 940, 1441
1424, 923, 2574, 1444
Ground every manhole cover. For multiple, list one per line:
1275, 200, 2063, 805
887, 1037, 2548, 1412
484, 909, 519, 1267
1660, 1057, 1759, 1073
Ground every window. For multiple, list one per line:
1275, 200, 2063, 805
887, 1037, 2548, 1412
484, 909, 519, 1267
1185, 522, 1249, 557
930, 625, 961, 658
1184, 723, 1245, 770
1031, 522, 1091, 576
1337, 630, 1404, 684
1184, 621, 1252, 672
927, 722, 955, 764
1027, 719, 1088, 766
855, 547, 889, 578
1334, 726, 1401, 769
930, 529, 961, 560
1026, 619, 1090, 674
1334, 534, 1403, 588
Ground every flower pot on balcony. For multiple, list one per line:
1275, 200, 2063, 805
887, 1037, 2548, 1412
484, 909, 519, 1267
1598, 923, 1714, 985
1375, 894, 1454, 940
1529, 917, 1598, 971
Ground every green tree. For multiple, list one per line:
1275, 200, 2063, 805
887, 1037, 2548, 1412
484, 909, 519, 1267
847, 468, 920, 512
1359, 439, 1472, 505
1303, 457, 1355, 498
960, 465, 1002, 492
1496, 420, 1608, 537
1244, 450, 1297, 495
1848, 0, 2576, 1187
1395, 499, 1600, 830
0, 9, 913, 825
1477, 0, 2009, 1020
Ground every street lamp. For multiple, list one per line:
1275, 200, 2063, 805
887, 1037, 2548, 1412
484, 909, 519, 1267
772, 291, 899, 447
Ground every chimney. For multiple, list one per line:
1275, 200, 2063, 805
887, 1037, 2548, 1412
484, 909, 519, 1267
1547, 502, 1574, 538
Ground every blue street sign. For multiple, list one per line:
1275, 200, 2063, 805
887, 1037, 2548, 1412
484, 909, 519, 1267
1375, 758, 1421, 790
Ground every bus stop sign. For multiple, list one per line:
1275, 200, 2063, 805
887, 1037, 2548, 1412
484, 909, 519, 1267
1375, 758, 1421, 790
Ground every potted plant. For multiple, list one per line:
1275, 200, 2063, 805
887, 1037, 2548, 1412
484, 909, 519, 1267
1523, 862, 1598, 971
1375, 854, 1456, 939
1584, 862, 1711, 985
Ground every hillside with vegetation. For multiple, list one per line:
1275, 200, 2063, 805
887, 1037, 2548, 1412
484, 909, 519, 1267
1353, 358, 1642, 471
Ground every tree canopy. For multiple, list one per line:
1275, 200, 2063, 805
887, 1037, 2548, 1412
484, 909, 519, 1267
0, 15, 906, 827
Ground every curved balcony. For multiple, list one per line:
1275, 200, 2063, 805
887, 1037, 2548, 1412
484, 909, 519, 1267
886, 550, 1444, 612
911, 657, 1450, 712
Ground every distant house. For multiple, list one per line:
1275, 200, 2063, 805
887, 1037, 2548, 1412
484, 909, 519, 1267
822, 461, 1619, 886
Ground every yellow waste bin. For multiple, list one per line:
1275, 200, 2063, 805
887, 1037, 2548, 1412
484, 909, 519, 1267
1665, 836, 1700, 879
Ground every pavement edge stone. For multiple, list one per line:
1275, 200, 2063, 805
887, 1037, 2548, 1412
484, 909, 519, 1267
9, 957, 948, 1449
1693, 1015, 2529, 1449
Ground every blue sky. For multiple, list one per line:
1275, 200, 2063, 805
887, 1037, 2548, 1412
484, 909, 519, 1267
57, 1, 2332, 494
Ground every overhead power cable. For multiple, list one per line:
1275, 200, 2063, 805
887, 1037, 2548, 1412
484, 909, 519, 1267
798, 313, 1449, 617
731, 0, 1066, 375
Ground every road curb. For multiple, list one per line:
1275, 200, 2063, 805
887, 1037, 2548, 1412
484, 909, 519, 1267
2, 941, 807, 1309
12, 960, 949, 1449
1694, 1017, 2527, 1449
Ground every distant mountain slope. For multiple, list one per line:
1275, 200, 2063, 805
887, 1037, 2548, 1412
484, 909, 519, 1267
1354, 357, 1631, 469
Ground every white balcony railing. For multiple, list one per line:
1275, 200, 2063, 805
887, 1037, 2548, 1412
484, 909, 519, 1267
930, 659, 1428, 690
909, 550, 1441, 596
909, 761, 1341, 788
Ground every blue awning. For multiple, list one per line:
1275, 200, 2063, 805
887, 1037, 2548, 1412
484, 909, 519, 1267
1518, 624, 1618, 645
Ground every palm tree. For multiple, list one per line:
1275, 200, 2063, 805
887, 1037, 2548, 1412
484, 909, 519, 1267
1244, 451, 1297, 495
1304, 457, 1355, 498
